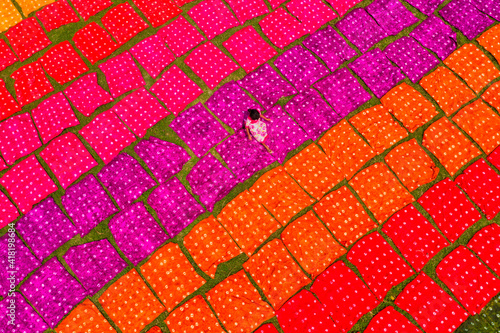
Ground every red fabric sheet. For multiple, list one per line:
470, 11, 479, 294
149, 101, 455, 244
0, 79, 20, 121
287, 0, 337, 34
0, 39, 17, 71
488, 145, 500, 170
101, 3, 148, 45
364, 307, 421, 333
39, 41, 89, 85
157, 16, 205, 57
0, 192, 19, 228
63, 73, 113, 117
132, 0, 181, 28
418, 178, 481, 242
0, 113, 42, 165
5, 17, 51, 61
11, 62, 54, 107
188, 0, 240, 40
98, 51, 145, 98
130, 35, 175, 79
456, 159, 500, 220
36, 0, 79, 32
71, 0, 112, 20
224, 0, 268, 23
259, 8, 307, 49
468, 223, 500, 276
73, 22, 119, 64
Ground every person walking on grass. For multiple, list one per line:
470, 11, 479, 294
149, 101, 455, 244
245, 108, 273, 154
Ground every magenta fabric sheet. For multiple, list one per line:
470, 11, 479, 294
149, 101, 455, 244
0, 292, 48, 333
170, 103, 228, 157
109, 202, 169, 265
188, 0, 240, 40
98, 153, 156, 210
62, 174, 118, 237
187, 153, 238, 211
64, 73, 113, 117
286, 0, 337, 34
157, 15, 205, 57
274, 45, 329, 92
439, 0, 494, 40
20, 257, 87, 328
0, 112, 41, 165
134, 137, 190, 184
237, 63, 297, 110
314, 68, 371, 117
349, 48, 405, 99
474, 0, 500, 20
98, 51, 146, 98
64, 239, 127, 295
410, 15, 457, 61
130, 35, 175, 79
405, 0, 444, 15
148, 178, 205, 237
365, 0, 419, 36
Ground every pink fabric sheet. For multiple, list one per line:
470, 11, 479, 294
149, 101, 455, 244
0, 112, 41, 165
130, 35, 175, 79
188, 0, 240, 40
98, 51, 146, 98
64, 73, 113, 117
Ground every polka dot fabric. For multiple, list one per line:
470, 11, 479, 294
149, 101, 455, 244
0, 192, 18, 227
318, 120, 376, 181
0, 155, 57, 214
109, 202, 168, 265
56, 298, 116, 333
313, 186, 377, 246
101, 3, 148, 45
255, 324, 280, 333
483, 80, 500, 111
36, 0, 79, 32
157, 16, 205, 58
5, 17, 51, 62
478, 25, 500, 62
11, 62, 54, 107
475, 0, 500, 20
0, 0, 22, 33
21, 257, 88, 328
418, 178, 482, 242
348, 105, 408, 154
456, 159, 500, 220
381, 83, 438, 133
71, 0, 112, 21
468, 223, 500, 275
130, 35, 175, 79
384, 139, 439, 192
223, 26, 277, 74
364, 306, 421, 333
98, 269, 165, 333
146, 327, 162, 333
366, 0, 419, 36
405, 0, 443, 15
131, 0, 181, 28
281, 211, 346, 278
439, 0, 494, 40
97, 153, 156, 210
422, 117, 481, 176
99, 52, 146, 99
259, 8, 307, 49
188, 0, 240, 40
150, 65, 203, 115
286, 0, 336, 34
250, 166, 315, 225
165, 295, 224, 333
183, 215, 242, 278
62, 174, 118, 237
63, 239, 127, 295
444, 44, 500, 94
0, 39, 17, 71
0, 292, 48, 333
225, 0, 268, 24
73, 22, 119, 64
79, 110, 136, 165
327, 0, 362, 16
64, 73, 113, 117
140, 243, 206, 312
410, 14, 457, 61
39, 41, 89, 85
185, 42, 239, 90
266, 0, 286, 9
0, 112, 42, 165
207, 270, 275, 332
217, 190, 281, 256
16, 0, 56, 16
31, 92, 80, 144
0, 79, 19, 121
39, 133, 97, 189
310, 261, 380, 333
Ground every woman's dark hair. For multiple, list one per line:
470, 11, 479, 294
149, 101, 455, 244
249, 109, 260, 120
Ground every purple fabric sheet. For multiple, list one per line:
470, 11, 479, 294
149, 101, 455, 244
474, 0, 500, 20
348, 48, 405, 99
97, 153, 156, 210
64, 239, 127, 295
335, 8, 388, 53
17, 198, 78, 261
274, 45, 329, 92
303, 26, 357, 72
366, 0, 419, 35
109, 202, 169, 265
285, 88, 341, 141
147, 178, 205, 237
186, 153, 237, 211
314, 68, 372, 117
206, 81, 260, 131
405, 0, 444, 15
384, 37, 440, 83
216, 129, 275, 182
134, 137, 190, 184
409, 15, 457, 61
62, 174, 118, 237
439, 0, 494, 40
169, 103, 228, 157
20, 257, 87, 328
237, 63, 297, 110
0, 234, 40, 297
265, 105, 309, 163
0, 292, 48, 333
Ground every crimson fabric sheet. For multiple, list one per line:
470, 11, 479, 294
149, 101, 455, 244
488, 146, 500, 170
157, 15, 205, 57
225, 0, 268, 23
71, 0, 112, 20
40, 41, 89, 85
0, 79, 20, 121
11, 62, 53, 107
64, 73, 113, 117
130, 35, 175, 79
0, 112, 41, 165
99, 51, 145, 98
73, 22, 118, 64
36, 0, 78, 31
0, 39, 17, 72
188, 0, 240, 40
364, 307, 421, 333
132, 0, 180, 28
286, 0, 336, 34
259, 8, 307, 49
468, 223, 500, 275
5, 17, 51, 61
101, 2, 148, 45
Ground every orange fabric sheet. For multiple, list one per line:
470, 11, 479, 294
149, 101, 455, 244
284, 143, 342, 200
140, 243, 206, 312
478, 25, 500, 63
146, 327, 162, 333
183, 215, 242, 278
444, 44, 500, 94
313, 186, 376, 246
453, 99, 500, 154
165, 295, 225, 333
281, 210, 346, 278
56, 298, 116, 333
16, 0, 55, 15
243, 239, 311, 310
385, 139, 439, 192
0, 0, 22, 32
349, 162, 415, 223
482, 81, 500, 110
420, 67, 475, 116
318, 120, 376, 180
206, 270, 275, 333
249, 166, 315, 224
422, 117, 481, 176
217, 190, 281, 256
381, 83, 438, 133
98, 269, 165, 333
349, 105, 408, 154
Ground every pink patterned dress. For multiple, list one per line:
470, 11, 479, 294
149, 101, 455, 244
245, 116, 268, 143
